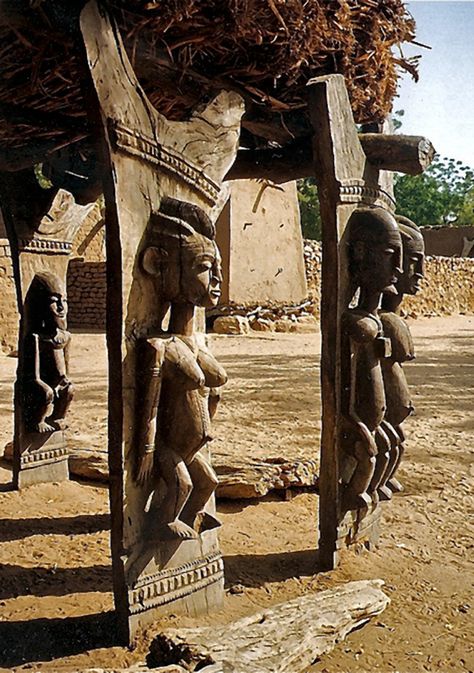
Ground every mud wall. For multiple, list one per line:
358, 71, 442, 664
216, 180, 307, 304
422, 225, 474, 257
0, 238, 19, 353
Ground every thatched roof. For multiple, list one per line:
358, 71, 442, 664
0, 0, 418, 168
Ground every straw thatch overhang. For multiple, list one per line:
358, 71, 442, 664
0, 0, 418, 174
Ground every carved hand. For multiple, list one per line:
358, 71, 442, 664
136, 452, 154, 485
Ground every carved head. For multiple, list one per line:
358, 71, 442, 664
25, 272, 68, 333
141, 197, 223, 308
347, 207, 403, 296
396, 216, 425, 295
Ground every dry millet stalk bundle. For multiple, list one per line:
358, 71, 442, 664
0, 0, 417, 148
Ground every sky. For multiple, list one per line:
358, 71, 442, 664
395, 1, 474, 167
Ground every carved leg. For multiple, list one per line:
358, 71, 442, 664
180, 452, 221, 533
156, 449, 197, 540
23, 380, 55, 433
370, 426, 392, 503
386, 424, 405, 492
343, 441, 376, 510
51, 381, 75, 429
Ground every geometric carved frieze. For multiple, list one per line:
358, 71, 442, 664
337, 505, 383, 550
20, 445, 69, 468
110, 122, 221, 206
18, 238, 72, 254
339, 180, 396, 212
129, 553, 224, 615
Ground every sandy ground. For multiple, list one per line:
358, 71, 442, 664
0, 315, 472, 672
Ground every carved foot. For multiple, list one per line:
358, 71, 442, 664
159, 521, 198, 541
377, 485, 393, 501
342, 490, 371, 511
387, 477, 403, 493
194, 511, 222, 534
53, 419, 68, 431
35, 421, 55, 433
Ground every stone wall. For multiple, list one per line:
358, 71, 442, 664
66, 201, 106, 330
67, 259, 106, 330
303, 239, 474, 317
401, 256, 474, 317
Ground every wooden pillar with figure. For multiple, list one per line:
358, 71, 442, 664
0, 170, 95, 488
78, 0, 244, 642
308, 75, 431, 570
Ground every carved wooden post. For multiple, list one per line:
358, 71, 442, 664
78, 1, 243, 641
0, 172, 94, 488
308, 75, 400, 570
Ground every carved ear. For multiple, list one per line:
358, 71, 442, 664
352, 240, 366, 262
141, 246, 167, 275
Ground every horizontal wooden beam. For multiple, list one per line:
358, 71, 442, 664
226, 133, 436, 183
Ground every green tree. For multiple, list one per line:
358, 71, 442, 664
394, 156, 474, 227
297, 177, 322, 240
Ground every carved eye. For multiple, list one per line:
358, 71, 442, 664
196, 261, 213, 272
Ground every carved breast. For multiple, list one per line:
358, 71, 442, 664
380, 312, 415, 362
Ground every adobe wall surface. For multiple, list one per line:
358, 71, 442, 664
422, 225, 474, 257
216, 180, 307, 304
0, 238, 19, 353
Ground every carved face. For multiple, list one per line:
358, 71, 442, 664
398, 232, 425, 296
180, 238, 223, 308
349, 208, 403, 296
25, 272, 68, 333
45, 290, 68, 330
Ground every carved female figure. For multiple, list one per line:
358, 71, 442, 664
134, 197, 226, 541
21, 272, 74, 433
341, 207, 403, 509
380, 216, 424, 491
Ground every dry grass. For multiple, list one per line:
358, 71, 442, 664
0, 0, 418, 149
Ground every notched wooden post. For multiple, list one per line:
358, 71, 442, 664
0, 174, 95, 488
307, 74, 403, 570
79, 0, 244, 641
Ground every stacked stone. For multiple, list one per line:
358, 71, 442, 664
67, 259, 106, 330
209, 241, 474, 334
401, 256, 474, 318
303, 239, 322, 298
0, 238, 18, 353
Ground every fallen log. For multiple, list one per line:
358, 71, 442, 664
226, 133, 435, 183
148, 580, 390, 673
66, 448, 319, 498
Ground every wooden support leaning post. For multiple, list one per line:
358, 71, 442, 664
307, 75, 399, 570
78, 0, 244, 642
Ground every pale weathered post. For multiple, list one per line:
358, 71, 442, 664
0, 175, 95, 488
78, 0, 244, 641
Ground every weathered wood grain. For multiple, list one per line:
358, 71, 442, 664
226, 134, 435, 183
149, 580, 389, 673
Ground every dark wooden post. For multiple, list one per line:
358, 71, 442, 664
307, 75, 398, 570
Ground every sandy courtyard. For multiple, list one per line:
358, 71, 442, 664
0, 315, 472, 672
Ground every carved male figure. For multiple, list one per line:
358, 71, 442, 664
341, 207, 403, 509
134, 197, 226, 541
380, 216, 425, 491
21, 272, 74, 433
